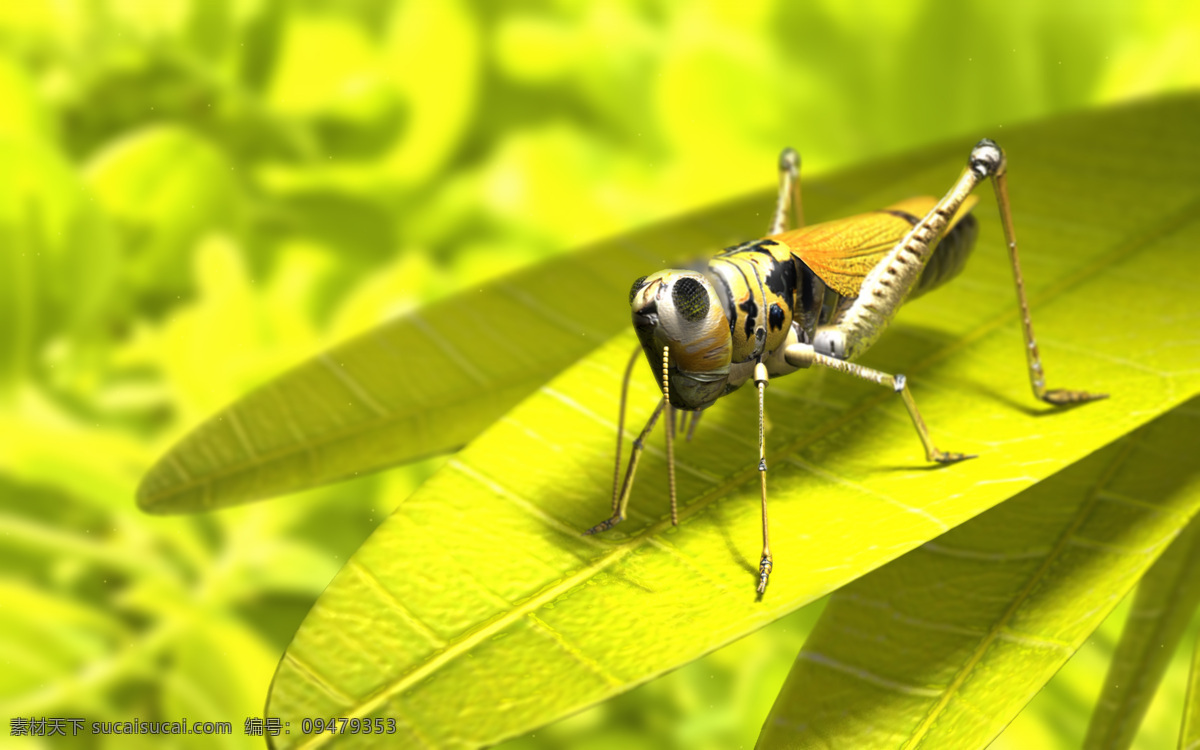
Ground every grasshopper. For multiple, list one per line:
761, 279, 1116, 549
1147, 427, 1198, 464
585, 139, 1106, 595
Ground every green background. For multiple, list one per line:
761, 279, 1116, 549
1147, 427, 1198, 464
2, 1, 1198, 748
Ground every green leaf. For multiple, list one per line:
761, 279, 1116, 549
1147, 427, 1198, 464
0, 136, 118, 393
236, 0, 284, 92
757, 403, 1200, 749
162, 615, 277, 750
1083, 513, 1200, 750
0, 578, 127, 713
265, 98, 1200, 748
137, 142, 968, 513
1185, 629, 1200, 750
0, 56, 54, 143
84, 124, 243, 302
379, 0, 480, 184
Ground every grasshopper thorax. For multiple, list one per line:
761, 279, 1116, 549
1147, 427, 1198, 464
629, 270, 732, 410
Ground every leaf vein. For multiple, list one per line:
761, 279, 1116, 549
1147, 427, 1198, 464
800, 651, 944, 698
448, 458, 605, 549
319, 353, 390, 417
279, 652, 357, 708
410, 312, 490, 387
347, 560, 447, 649
527, 613, 623, 688
788, 456, 950, 532
226, 407, 258, 460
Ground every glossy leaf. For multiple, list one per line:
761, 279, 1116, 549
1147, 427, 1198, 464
758, 403, 1200, 749
137, 142, 967, 513
1083, 513, 1200, 750
266, 98, 1200, 747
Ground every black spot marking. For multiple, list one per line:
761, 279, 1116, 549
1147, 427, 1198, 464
628, 275, 649, 304
739, 299, 758, 340
671, 277, 710, 322
797, 259, 817, 311
635, 299, 658, 318
747, 239, 780, 255
720, 238, 780, 257
769, 303, 785, 331
878, 209, 920, 225
763, 253, 797, 300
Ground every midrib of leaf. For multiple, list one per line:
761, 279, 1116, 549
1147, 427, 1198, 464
903, 431, 1142, 749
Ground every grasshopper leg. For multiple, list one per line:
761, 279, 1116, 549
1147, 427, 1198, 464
584, 398, 665, 536
587, 346, 681, 536
784, 344, 976, 464
661, 346, 679, 527
753, 362, 774, 595
810, 139, 1106, 408
986, 145, 1107, 405
609, 346, 642, 516
769, 147, 804, 235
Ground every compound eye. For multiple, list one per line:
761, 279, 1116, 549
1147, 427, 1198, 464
671, 277, 710, 322
628, 275, 649, 304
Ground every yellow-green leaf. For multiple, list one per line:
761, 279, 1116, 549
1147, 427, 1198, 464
0, 136, 117, 394
84, 124, 244, 300
757, 402, 1200, 749
266, 98, 1200, 748
1083, 513, 1200, 750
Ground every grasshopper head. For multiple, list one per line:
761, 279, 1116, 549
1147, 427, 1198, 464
629, 271, 732, 410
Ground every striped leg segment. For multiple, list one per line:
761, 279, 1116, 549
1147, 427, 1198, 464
754, 362, 774, 595
662, 346, 679, 527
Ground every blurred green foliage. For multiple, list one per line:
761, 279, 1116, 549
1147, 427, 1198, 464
1, 1, 1198, 748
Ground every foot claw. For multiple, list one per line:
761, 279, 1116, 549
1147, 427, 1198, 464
583, 516, 623, 536
931, 451, 979, 463
756, 555, 773, 595
1043, 389, 1108, 406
